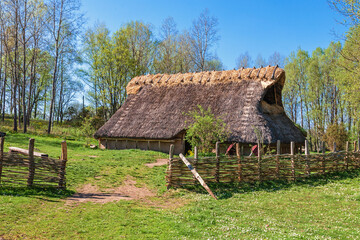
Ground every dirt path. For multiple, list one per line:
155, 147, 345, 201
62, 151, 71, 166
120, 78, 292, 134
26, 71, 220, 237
66, 177, 155, 204
145, 158, 168, 168
65, 175, 188, 209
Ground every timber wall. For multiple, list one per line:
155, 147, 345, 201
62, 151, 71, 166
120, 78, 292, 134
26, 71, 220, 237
99, 138, 185, 154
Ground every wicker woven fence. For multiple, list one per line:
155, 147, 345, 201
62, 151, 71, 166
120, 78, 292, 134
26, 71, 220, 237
0, 137, 68, 189
166, 141, 360, 188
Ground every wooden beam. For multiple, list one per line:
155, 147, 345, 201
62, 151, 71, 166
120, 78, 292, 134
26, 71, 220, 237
179, 153, 217, 200
9, 147, 48, 158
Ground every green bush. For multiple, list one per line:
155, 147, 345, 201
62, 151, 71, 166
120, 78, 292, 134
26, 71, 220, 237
324, 123, 348, 151
185, 105, 229, 153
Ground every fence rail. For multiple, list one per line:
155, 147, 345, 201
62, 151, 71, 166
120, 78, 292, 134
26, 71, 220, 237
0, 137, 68, 189
166, 141, 360, 188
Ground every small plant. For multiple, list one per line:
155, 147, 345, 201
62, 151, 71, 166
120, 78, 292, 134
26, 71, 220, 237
81, 116, 96, 146
185, 105, 230, 153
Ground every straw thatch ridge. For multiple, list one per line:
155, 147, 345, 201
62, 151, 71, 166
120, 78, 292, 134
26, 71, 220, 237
126, 66, 285, 95
95, 66, 305, 144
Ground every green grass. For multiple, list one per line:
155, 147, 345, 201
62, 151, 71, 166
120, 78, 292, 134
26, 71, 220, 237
1, 121, 360, 239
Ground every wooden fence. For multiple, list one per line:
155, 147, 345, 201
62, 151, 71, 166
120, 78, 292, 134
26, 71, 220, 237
166, 141, 360, 188
0, 137, 68, 189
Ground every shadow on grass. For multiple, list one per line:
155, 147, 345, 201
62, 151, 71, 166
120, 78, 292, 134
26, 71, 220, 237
0, 186, 75, 200
177, 169, 360, 200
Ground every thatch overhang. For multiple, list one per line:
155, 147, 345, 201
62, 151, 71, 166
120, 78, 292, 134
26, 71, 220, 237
94, 66, 306, 144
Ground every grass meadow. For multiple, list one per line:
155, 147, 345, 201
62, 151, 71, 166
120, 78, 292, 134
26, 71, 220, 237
1, 119, 360, 239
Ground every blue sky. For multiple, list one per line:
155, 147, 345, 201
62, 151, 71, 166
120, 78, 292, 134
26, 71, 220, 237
80, 0, 347, 70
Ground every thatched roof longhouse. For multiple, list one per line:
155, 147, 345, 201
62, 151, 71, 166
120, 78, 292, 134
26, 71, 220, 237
94, 66, 305, 144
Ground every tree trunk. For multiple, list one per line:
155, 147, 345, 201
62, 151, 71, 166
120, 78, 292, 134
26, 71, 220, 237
13, 2, 19, 132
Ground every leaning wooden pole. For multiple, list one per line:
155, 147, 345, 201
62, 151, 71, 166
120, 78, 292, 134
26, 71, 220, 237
179, 153, 217, 200
58, 141, 68, 189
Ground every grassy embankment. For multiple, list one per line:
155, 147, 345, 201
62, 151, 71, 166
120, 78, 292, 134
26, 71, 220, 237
1, 118, 360, 239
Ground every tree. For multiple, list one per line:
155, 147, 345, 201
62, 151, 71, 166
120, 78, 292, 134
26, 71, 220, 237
335, 25, 360, 135
236, 51, 252, 68
153, 17, 179, 74
204, 56, 223, 71
189, 9, 219, 72
46, 0, 83, 134
324, 123, 348, 151
185, 105, 229, 153
268, 51, 284, 67
255, 54, 267, 67
328, 0, 360, 26
81, 21, 155, 120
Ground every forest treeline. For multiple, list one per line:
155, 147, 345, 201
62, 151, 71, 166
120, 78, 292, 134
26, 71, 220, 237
0, 0, 360, 149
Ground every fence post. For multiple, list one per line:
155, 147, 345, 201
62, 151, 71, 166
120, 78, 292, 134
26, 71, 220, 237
257, 140, 262, 182
27, 138, 35, 187
358, 138, 360, 152
305, 140, 310, 176
333, 142, 339, 171
345, 141, 349, 171
193, 146, 198, 184
215, 142, 220, 183
58, 141, 68, 189
167, 144, 174, 190
321, 141, 326, 174
276, 140, 281, 179
333, 142, 336, 152
290, 141, 295, 181
236, 143, 242, 182
0, 137, 4, 184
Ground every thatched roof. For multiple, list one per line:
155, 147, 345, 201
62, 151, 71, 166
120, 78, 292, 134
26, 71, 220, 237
94, 66, 306, 144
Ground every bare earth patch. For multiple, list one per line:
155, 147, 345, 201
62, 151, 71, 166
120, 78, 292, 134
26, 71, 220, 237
66, 176, 189, 209
66, 177, 155, 205
145, 158, 168, 168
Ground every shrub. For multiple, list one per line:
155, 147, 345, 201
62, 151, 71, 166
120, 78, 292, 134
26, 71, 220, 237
324, 123, 348, 151
81, 117, 96, 145
185, 105, 230, 153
